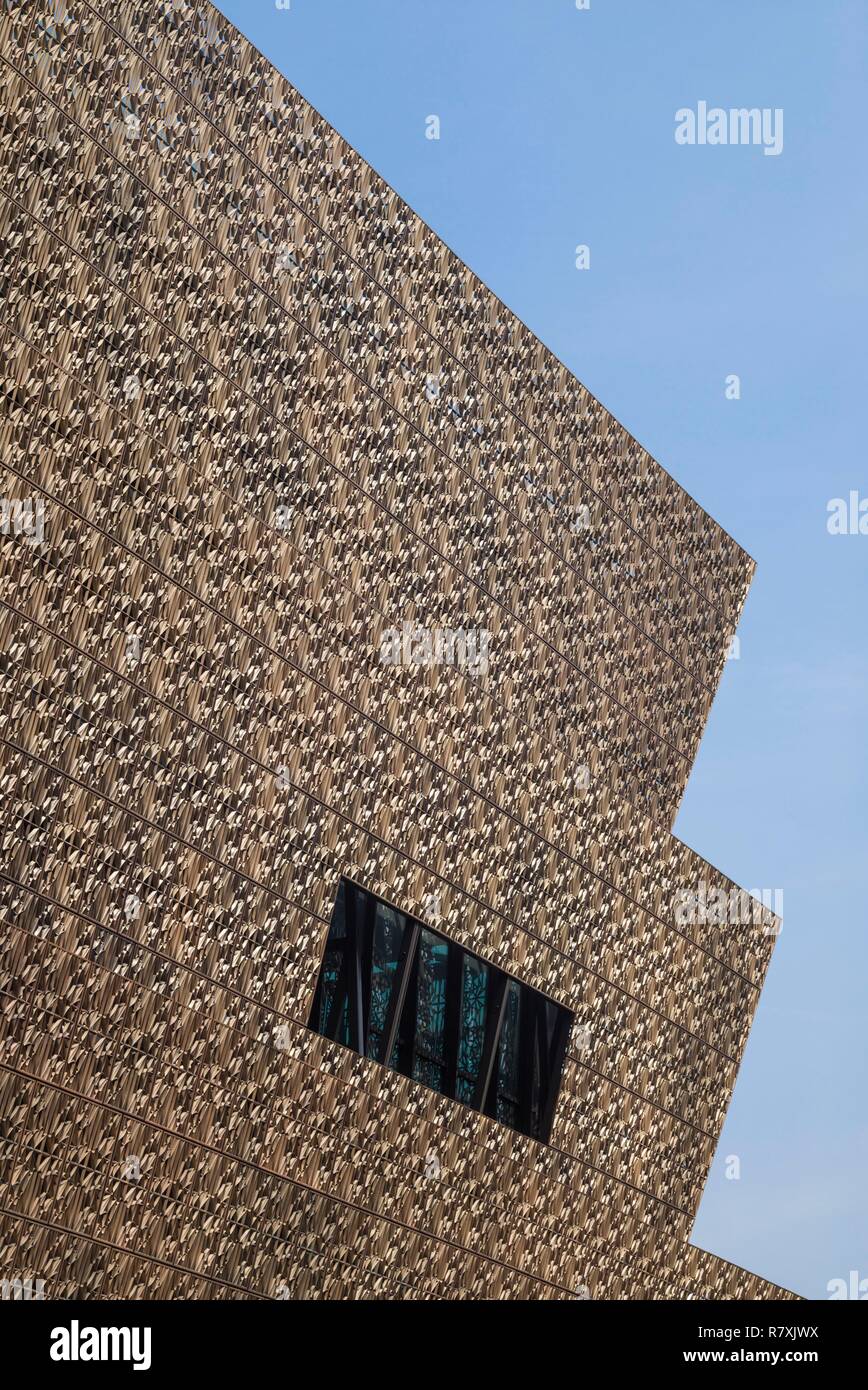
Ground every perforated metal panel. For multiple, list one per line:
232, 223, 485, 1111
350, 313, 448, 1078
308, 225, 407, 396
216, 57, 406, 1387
0, 0, 792, 1300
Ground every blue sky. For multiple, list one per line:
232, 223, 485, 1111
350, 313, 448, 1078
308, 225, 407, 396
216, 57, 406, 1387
214, 0, 867, 1299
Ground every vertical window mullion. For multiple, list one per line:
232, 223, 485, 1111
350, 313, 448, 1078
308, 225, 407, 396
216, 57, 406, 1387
516, 989, 537, 1136
539, 1007, 572, 1142
359, 888, 376, 1057
380, 920, 420, 1067
442, 941, 463, 1099
474, 969, 509, 1114
395, 929, 421, 1078
532, 994, 551, 1139
321, 943, 350, 1044
345, 881, 365, 1056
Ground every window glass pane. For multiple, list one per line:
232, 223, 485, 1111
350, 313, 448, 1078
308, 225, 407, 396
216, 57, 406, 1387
317, 946, 349, 1045
528, 1000, 542, 1139
528, 996, 549, 1141
456, 953, 488, 1103
308, 878, 571, 1141
314, 881, 349, 1044
495, 979, 522, 1128
412, 929, 449, 1092
367, 902, 406, 1063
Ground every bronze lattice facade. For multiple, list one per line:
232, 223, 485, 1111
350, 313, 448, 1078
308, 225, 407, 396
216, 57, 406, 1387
0, 0, 793, 1300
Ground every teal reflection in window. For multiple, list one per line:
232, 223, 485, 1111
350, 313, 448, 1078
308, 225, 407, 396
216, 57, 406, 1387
412, 929, 449, 1092
315, 879, 349, 1045
456, 954, 488, 1103
308, 879, 572, 1142
367, 902, 406, 1065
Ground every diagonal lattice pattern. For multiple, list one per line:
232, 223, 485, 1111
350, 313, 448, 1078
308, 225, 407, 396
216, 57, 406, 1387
0, 0, 792, 1300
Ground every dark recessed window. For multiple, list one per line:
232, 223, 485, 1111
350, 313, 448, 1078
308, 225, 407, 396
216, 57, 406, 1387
308, 878, 572, 1142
